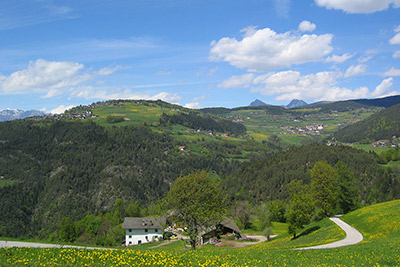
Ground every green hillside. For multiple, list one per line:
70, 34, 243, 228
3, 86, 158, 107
1, 99, 400, 250
224, 144, 400, 204
2, 200, 400, 266
334, 103, 400, 143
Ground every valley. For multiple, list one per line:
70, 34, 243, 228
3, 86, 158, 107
1, 96, 400, 266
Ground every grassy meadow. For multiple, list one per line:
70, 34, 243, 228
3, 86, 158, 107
2, 200, 400, 266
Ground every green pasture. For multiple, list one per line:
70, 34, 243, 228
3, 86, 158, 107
2, 200, 400, 266
352, 144, 392, 154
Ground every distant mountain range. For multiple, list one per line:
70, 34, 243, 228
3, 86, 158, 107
250, 99, 308, 108
249, 95, 400, 110
249, 99, 268, 107
0, 109, 47, 122
286, 99, 308, 108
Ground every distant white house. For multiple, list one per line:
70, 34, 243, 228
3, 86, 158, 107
122, 217, 164, 246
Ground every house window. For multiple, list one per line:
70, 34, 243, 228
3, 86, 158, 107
145, 229, 148, 232
129, 241, 132, 245
128, 229, 132, 232
138, 240, 142, 244
155, 229, 158, 232
129, 235, 132, 238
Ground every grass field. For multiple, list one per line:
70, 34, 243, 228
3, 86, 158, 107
352, 144, 392, 154
2, 200, 400, 266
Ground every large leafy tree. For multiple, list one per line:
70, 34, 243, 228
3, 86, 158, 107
335, 161, 359, 214
164, 170, 228, 249
311, 161, 338, 218
286, 180, 314, 239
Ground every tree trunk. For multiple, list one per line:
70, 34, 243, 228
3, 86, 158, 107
190, 239, 196, 250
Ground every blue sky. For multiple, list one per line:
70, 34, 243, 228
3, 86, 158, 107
1, 0, 400, 113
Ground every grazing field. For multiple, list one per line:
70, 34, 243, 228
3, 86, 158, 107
2, 200, 400, 266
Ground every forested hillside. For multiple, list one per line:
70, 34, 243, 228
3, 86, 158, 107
0, 120, 239, 238
223, 144, 400, 204
334, 103, 400, 142
1, 99, 400, 243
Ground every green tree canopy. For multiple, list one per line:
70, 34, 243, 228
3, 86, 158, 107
311, 161, 338, 218
286, 180, 314, 239
58, 216, 77, 242
335, 161, 360, 214
164, 170, 228, 249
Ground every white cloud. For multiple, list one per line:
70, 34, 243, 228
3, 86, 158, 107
210, 27, 333, 72
0, 59, 120, 98
325, 53, 353, 64
192, 95, 208, 101
274, 0, 291, 18
185, 102, 201, 109
50, 105, 75, 114
97, 66, 124, 76
217, 74, 255, 88
390, 33, 400, 45
220, 69, 398, 102
344, 64, 367, 77
298, 21, 316, 32
0, 59, 86, 93
371, 78, 395, 97
393, 50, 400, 58
383, 68, 400, 77
151, 92, 182, 104
70, 87, 183, 105
315, 0, 400, 14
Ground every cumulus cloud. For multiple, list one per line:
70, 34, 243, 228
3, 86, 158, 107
393, 50, 400, 58
371, 78, 395, 97
0, 59, 87, 93
383, 68, 400, 77
209, 26, 333, 72
184, 102, 201, 109
314, 0, 400, 14
68, 85, 183, 104
219, 69, 398, 102
325, 53, 353, 64
344, 64, 367, 77
50, 105, 75, 114
0, 59, 121, 98
390, 33, 400, 45
298, 21, 316, 32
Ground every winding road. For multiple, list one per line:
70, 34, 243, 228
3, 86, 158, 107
0, 241, 108, 250
0, 217, 363, 250
296, 216, 363, 250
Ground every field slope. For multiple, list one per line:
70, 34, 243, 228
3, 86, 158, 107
1, 200, 400, 266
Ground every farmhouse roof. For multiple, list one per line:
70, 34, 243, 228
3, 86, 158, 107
220, 217, 241, 234
122, 217, 165, 229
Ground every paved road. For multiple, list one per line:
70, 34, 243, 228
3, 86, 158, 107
0, 240, 108, 250
296, 216, 363, 250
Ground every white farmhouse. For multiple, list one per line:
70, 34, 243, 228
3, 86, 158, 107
122, 217, 164, 246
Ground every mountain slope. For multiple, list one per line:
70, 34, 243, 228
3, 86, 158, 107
0, 120, 235, 238
286, 99, 308, 109
334, 103, 400, 142
249, 99, 268, 107
223, 144, 400, 203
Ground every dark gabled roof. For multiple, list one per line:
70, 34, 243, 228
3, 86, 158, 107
220, 217, 241, 234
122, 217, 165, 230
